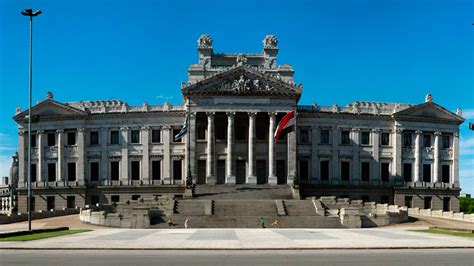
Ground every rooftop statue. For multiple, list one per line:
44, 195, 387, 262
198, 34, 213, 48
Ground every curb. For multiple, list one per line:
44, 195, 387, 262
1, 246, 473, 251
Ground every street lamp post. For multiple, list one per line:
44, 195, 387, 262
21, 8, 42, 232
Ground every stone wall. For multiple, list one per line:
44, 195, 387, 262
408, 208, 474, 223
0, 208, 79, 224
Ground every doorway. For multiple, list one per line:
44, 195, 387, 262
256, 160, 267, 184
236, 160, 246, 184
276, 160, 286, 184
217, 160, 226, 184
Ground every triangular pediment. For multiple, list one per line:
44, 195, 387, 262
182, 65, 302, 99
13, 99, 87, 122
393, 101, 464, 124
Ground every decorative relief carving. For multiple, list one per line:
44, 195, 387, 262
235, 54, 247, 66
425, 93, 432, 102
198, 34, 213, 48
171, 155, 185, 161
217, 74, 276, 93
263, 35, 278, 49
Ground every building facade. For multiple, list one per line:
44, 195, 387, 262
13, 35, 464, 213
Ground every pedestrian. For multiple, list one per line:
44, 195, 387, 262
167, 219, 173, 227
184, 218, 189, 229
272, 218, 280, 228
261, 216, 265, 228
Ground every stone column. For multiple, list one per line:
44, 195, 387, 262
351, 128, 360, 184
331, 127, 339, 184
120, 127, 129, 184
414, 130, 422, 183
57, 129, 64, 181
18, 131, 26, 185
392, 127, 403, 184
162, 126, 171, 184
37, 130, 45, 182
247, 112, 257, 184
433, 131, 442, 184
226, 112, 236, 184
371, 128, 380, 184
452, 131, 460, 187
77, 128, 85, 183
100, 128, 108, 183
189, 113, 197, 182
206, 112, 216, 185
268, 112, 277, 185
311, 126, 319, 184
141, 126, 150, 183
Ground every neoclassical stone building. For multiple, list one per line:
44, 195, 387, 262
13, 35, 464, 213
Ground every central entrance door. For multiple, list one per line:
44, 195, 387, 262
276, 160, 286, 184
256, 160, 267, 184
236, 160, 246, 184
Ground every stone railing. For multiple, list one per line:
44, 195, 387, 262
408, 208, 474, 223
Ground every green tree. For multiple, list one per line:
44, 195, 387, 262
460, 197, 474, 214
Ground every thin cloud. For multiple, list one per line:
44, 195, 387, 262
0, 155, 10, 180
462, 109, 474, 119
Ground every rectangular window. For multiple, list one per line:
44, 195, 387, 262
442, 135, 450, 149
110, 161, 120, 181
380, 196, 389, 204
381, 132, 390, 146
405, 196, 413, 208
31, 134, 37, 148
403, 163, 412, 182
67, 196, 75, 209
173, 160, 182, 180
152, 161, 161, 180
110, 131, 119, 145
47, 133, 56, 146
131, 130, 140, 144
320, 161, 329, 181
90, 162, 99, 181
299, 129, 309, 144
47, 163, 56, 182
131, 161, 140, 180
320, 130, 329, 144
341, 131, 350, 145
361, 132, 370, 145
30, 196, 35, 212
67, 162, 76, 181
424, 196, 432, 209
197, 126, 206, 140
403, 133, 412, 147
173, 128, 182, 143
443, 197, 451, 211
47, 196, 55, 210
152, 129, 161, 143
423, 164, 431, 182
111, 195, 120, 203
442, 165, 450, 183
216, 125, 227, 140
31, 163, 37, 182
423, 134, 431, 148
381, 163, 390, 182
90, 131, 99, 145
341, 161, 350, 181
132, 195, 140, 200
91, 195, 99, 205
67, 132, 76, 145
361, 162, 370, 181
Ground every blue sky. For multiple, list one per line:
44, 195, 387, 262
0, 0, 473, 193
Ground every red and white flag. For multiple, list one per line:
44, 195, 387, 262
274, 110, 296, 141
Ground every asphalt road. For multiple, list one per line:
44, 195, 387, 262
1, 249, 473, 266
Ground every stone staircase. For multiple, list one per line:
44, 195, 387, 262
193, 184, 294, 200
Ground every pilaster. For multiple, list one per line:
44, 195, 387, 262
351, 128, 360, 185
77, 128, 85, 183
57, 129, 65, 181
371, 128, 380, 184
120, 127, 129, 183
141, 126, 150, 183
162, 126, 171, 184
331, 127, 339, 184
453, 131, 460, 187
38, 130, 45, 182
189, 113, 197, 182
414, 130, 422, 183
392, 127, 403, 184
226, 112, 236, 184
100, 128, 108, 182
311, 126, 319, 184
433, 131, 442, 183
18, 131, 26, 185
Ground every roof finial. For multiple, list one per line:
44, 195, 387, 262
197, 34, 212, 48
15, 106, 21, 114
456, 107, 462, 116
425, 93, 432, 102
46, 91, 53, 100
263, 35, 278, 49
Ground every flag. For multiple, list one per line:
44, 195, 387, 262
174, 117, 188, 141
274, 110, 295, 141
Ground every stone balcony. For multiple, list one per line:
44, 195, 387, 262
65, 145, 78, 157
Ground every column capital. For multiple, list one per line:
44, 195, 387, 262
37, 130, 45, 134
189, 112, 196, 118
415, 130, 423, 135
395, 128, 403, 134
371, 128, 381, 133
434, 131, 442, 136
268, 112, 277, 117
162, 125, 171, 130
351, 127, 360, 132
56, 129, 64, 133
77, 127, 85, 133
18, 130, 26, 136
206, 111, 215, 118
226, 111, 236, 118
248, 112, 257, 118
141, 126, 150, 131
100, 127, 108, 132
120, 126, 129, 132
331, 126, 339, 131
453, 132, 459, 137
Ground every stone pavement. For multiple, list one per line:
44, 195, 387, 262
0, 227, 473, 250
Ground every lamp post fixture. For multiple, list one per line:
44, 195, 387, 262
21, 8, 42, 232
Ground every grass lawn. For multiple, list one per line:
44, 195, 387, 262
411, 229, 474, 238
0, 229, 91, 241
